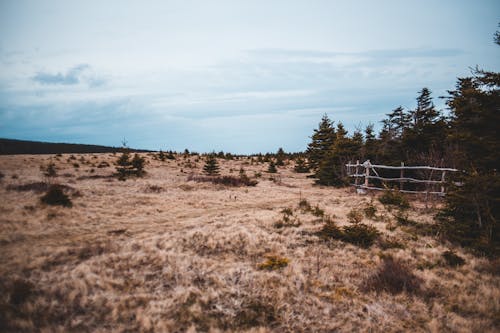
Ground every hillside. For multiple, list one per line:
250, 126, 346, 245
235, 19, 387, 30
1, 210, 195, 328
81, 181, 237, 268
0, 153, 498, 332
0, 138, 151, 155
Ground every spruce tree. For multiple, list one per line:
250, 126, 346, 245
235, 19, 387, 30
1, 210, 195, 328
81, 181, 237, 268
203, 154, 220, 176
306, 114, 335, 171
267, 160, 277, 173
441, 69, 500, 254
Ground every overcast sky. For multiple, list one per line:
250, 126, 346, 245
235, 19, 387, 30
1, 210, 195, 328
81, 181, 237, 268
1, 0, 499, 153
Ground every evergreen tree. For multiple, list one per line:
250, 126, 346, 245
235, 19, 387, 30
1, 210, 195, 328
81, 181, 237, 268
294, 157, 310, 173
267, 160, 277, 173
131, 154, 145, 176
306, 114, 335, 171
203, 154, 220, 175
441, 69, 500, 254
363, 123, 377, 161
276, 147, 286, 166
116, 150, 132, 180
386, 106, 411, 138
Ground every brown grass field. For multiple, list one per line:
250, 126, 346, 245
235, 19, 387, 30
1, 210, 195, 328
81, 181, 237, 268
0, 153, 499, 332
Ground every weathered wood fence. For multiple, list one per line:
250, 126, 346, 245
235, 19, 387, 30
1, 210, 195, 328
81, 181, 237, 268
345, 160, 458, 196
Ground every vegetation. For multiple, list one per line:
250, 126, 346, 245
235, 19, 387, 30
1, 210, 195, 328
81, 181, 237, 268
258, 255, 289, 270
115, 150, 146, 180
203, 154, 220, 176
378, 190, 410, 210
40, 185, 73, 207
362, 256, 422, 295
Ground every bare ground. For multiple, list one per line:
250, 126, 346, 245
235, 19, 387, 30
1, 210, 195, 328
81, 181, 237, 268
0, 153, 499, 332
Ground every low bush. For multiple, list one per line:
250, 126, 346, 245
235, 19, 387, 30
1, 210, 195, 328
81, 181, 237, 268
40, 185, 73, 207
274, 208, 300, 228
258, 255, 289, 270
188, 174, 258, 187
317, 220, 379, 248
442, 250, 465, 267
347, 208, 363, 224
361, 256, 422, 295
341, 224, 380, 248
379, 236, 406, 250
379, 190, 410, 210
363, 203, 377, 219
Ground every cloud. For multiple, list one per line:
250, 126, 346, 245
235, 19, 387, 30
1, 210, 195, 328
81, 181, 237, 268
32, 64, 105, 87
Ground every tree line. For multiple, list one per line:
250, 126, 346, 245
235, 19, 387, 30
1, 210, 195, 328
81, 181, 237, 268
305, 31, 499, 255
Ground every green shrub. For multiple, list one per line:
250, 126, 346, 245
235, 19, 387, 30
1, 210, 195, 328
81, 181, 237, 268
40, 185, 72, 207
341, 224, 380, 248
298, 198, 312, 212
318, 220, 380, 248
379, 190, 410, 210
267, 161, 277, 173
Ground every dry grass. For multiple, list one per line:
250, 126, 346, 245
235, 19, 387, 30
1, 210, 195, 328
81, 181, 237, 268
0, 153, 499, 332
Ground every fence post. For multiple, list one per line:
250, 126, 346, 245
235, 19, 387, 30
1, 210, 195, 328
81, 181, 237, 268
364, 161, 369, 188
355, 160, 360, 186
400, 162, 404, 191
441, 171, 446, 195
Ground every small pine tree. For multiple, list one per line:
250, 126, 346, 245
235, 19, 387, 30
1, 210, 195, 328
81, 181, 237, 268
294, 157, 310, 173
203, 154, 220, 175
131, 154, 145, 176
158, 150, 166, 161
116, 151, 132, 180
268, 161, 277, 173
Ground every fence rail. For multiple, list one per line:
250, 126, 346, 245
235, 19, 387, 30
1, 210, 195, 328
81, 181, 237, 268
345, 160, 458, 196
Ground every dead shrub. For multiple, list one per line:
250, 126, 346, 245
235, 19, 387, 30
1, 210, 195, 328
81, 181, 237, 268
362, 256, 423, 295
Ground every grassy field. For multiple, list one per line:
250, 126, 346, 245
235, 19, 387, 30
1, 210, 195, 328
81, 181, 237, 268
0, 153, 499, 332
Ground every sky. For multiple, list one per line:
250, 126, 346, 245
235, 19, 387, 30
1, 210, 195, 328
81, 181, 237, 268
1, 0, 499, 154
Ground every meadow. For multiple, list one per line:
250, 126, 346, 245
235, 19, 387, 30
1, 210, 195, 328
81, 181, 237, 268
0, 153, 499, 332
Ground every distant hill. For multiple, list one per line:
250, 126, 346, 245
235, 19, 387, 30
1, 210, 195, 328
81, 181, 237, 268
0, 138, 152, 155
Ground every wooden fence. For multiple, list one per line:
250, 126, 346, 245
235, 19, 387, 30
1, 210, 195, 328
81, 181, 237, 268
345, 160, 458, 196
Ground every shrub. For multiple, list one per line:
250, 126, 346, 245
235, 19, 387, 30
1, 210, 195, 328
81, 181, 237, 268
41, 162, 57, 178
442, 250, 465, 267
341, 224, 380, 247
312, 205, 325, 217
364, 203, 377, 219
317, 219, 342, 239
97, 161, 110, 168
379, 236, 406, 250
258, 255, 289, 270
40, 185, 73, 207
298, 198, 312, 212
318, 220, 379, 248
187, 174, 257, 187
274, 208, 300, 228
362, 256, 422, 295
347, 208, 363, 224
115, 151, 145, 180
379, 190, 410, 210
